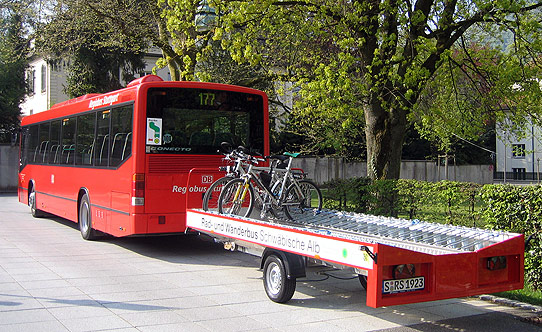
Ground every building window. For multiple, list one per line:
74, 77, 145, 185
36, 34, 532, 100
41, 64, 47, 93
27, 69, 36, 94
512, 144, 526, 158
512, 168, 526, 180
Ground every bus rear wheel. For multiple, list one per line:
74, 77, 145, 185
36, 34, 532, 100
79, 194, 97, 240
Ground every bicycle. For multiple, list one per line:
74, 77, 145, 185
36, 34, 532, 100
202, 143, 271, 211
217, 151, 322, 221
202, 145, 243, 212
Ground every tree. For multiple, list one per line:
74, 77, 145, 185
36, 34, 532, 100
195, 40, 291, 149
37, 0, 224, 89
164, 0, 542, 179
0, 0, 29, 143
36, 0, 151, 96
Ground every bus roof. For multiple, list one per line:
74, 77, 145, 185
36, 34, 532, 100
20, 75, 268, 127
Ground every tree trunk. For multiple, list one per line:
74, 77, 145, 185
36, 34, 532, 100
156, 16, 181, 81
168, 61, 181, 81
364, 104, 407, 180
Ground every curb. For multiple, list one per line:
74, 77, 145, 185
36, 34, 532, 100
477, 294, 542, 312
475, 294, 542, 325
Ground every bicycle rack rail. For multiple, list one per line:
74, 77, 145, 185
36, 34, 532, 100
280, 210, 512, 255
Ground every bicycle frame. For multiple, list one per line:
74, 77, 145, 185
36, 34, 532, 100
236, 155, 304, 216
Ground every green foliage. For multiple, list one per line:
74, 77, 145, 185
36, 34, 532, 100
158, 0, 203, 80
323, 178, 399, 217
323, 178, 482, 226
322, 177, 372, 213
36, 0, 153, 96
479, 185, 542, 234
174, 0, 542, 179
64, 47, 144, 97
370, 180, 400, 217
0, 1, 28, 142
396, 179, 428, 220
480, 185, 542, 290
412, 39, 542, 153
284, 107, 366, 159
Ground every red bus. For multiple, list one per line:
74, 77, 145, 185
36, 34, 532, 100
18, 75, 269, 239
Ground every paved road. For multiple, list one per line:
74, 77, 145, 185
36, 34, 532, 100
0, 193, 540, 332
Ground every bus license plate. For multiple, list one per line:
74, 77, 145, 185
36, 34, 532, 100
382, 276, 425, 294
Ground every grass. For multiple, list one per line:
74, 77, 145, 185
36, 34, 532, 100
493, 284, 542, 307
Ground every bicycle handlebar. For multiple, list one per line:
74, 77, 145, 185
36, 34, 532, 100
219, 142, 301, 167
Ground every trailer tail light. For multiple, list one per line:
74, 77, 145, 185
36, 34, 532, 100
487, 256, 507, 270
132, 173, 145, 206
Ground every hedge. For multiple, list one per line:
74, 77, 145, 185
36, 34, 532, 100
321, 178, 542, 290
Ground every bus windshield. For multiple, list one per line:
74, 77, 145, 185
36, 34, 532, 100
146, 87, 265, 155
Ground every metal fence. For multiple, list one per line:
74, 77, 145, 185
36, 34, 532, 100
0, 145, 494, 192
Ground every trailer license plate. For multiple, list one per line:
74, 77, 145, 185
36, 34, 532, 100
383, 277, 425, 294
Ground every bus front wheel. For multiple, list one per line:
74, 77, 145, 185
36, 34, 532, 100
29, 185, 45, 218
79, 194, 97, 240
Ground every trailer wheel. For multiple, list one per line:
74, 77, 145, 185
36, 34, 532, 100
263, 255, 296, 303
358, 274, 368, 290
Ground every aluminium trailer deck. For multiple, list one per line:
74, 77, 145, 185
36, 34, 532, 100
185, 208, 524, 308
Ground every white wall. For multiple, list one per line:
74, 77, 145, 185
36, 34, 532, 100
20, 58, 60, 116
495, 120, 542, 177
0, 145, 19, 192
293, 157, 493, 185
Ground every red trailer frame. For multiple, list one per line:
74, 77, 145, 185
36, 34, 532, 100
186, 208, 523, 307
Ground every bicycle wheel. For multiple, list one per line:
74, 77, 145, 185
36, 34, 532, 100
283, 179, 322, 220
203, 176, 233, 211
263, 179, 288, 219
218, 178, 255, 218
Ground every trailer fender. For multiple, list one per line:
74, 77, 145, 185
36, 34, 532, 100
260, 248, 306, 279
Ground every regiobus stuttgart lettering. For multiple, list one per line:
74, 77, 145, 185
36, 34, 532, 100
173, 175, 215, 194
88, 93, 120, 109
172, 185, 211, 194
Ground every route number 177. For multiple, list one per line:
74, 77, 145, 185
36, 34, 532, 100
199, 93, 216, 106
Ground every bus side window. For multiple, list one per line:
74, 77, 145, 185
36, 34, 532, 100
76, 112, 96, 166
27, 125, 39, 164
95, 110, 110, 167
110, 105, 133, 167
49, 120, 61, 164
20, 127, 29, 170
38, 122, 50, 163
61, 118, 76, 165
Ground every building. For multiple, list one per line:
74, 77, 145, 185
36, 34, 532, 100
21, 48, 170, 116
495, 119, 542, 182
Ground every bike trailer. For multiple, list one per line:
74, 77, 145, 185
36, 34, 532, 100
185, 169, 524, 308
